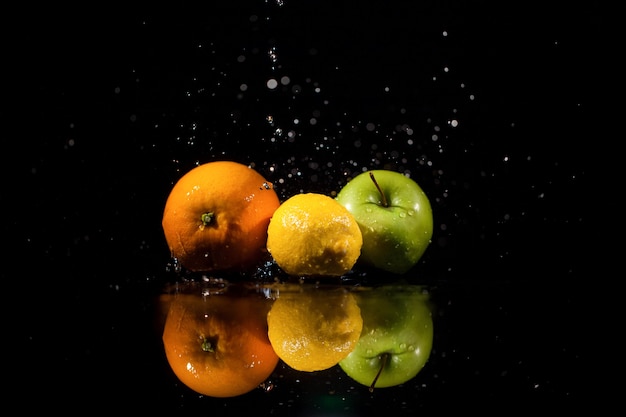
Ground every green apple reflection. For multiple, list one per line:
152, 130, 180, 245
339, 285, 433, 390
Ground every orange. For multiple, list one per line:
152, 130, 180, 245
162, 291, 279, 397
266, 193, 363, 277
162, 161, 280, 272
267, 286, 363, 372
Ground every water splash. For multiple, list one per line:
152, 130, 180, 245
259, 380, 275, 392
268, 46, 279, 70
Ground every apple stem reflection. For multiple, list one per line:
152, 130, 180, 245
369, 352, 391, 392
369, 172, 389, 208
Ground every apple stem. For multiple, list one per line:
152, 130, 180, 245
369, 352, 390, 393
369, 172, 389, 208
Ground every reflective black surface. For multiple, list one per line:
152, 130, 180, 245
11, 1, 597, 414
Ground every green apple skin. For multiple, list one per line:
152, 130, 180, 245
339, 285, 433, 388
335, 170, 433, 274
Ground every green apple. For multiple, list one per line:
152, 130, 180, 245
338, 285, 433, 390
335, 170, 433, 274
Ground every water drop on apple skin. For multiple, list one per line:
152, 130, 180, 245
398, 212, 406, 218
399, 343, 407, 350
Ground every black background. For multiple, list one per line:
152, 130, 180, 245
8, 1, 598, 414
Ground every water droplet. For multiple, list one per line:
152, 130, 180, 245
259, 380, 275, 392
166, 257, 182, 273
268, 46, 278, 63
399, 343, 407, 350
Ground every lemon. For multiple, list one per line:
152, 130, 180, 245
266, 193, 363, 276
267, 287, 363, 372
